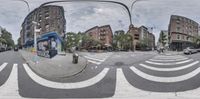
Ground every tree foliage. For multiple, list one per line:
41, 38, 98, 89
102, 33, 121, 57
159, 31, 167, 47
113, 30, 132, 50
0, 28, 14, 47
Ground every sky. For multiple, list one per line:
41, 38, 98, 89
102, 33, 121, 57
1, 0, 200, 44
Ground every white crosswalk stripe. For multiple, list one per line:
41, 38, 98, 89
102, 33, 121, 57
149, 57, 188, 62
131, 54, 200, 83
145, 59, 193, 65
130, 66, 200, 82
140, 61, 199, 71
0, 64, 22, 98
23, 64, 109, 89
83, 53, 112, 65
0, 63, 8, 72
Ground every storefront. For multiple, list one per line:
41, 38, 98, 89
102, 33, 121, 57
37, 32, 63, 58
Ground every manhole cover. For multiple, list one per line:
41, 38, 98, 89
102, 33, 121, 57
115, 62, 124, 67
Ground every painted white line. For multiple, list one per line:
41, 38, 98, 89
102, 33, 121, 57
84, 56, 105, 62
130, 66, 200, 82
155, 55, 183, 58
0, 63, 8, 72
140, 61, 199, 71
149, 58, 188, 62
112, 68, 149, 98
88, 60, 101, 65
145, 59, 193, 65
23, 64, 109, 89
153, 57, 186, 60
154, 56, 186, 59
0, 64, 21, 98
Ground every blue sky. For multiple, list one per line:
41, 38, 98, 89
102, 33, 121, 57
1, 0, 200, 44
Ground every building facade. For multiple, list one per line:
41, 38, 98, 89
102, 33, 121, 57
84, 25, 113, 49
168, 15, 199, 51
20, 5, 66, 46
127, 25, 155, 50
158, 30, 169, 49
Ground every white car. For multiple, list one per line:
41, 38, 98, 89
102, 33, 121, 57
183, 47, 198, 54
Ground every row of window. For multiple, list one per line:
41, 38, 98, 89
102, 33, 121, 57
176, 34, 191, 41
176, 27, 198, 34
175, 17, 197, 25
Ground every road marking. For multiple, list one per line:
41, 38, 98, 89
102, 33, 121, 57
84, 56, 105, 62
0, 64, 21, 98
153, 57, 186, 60
88, 60, 101, 65
0, 63, 8, 72
130, 66, 200, 82
140, 61, 199, 71
112, 68, 149, 98
23, 64, 109, 89
149, 58, 188, 62
145, 59, 193, 65
154, 56, 186, 60
155, 55, 184, 58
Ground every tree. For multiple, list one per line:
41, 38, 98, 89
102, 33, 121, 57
17, 37, 21, 47
0, 38, 7, 44
138, 38, 148, 50
65, 32, 76, 49
1, 28, 14, 47
194, 36, 200, 48
159, 31, 167, 47
113, 30, 132, 50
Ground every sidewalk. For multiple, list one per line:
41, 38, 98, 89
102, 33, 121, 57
19, 50, 87, 79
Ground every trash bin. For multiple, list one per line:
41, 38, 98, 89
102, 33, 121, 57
73, 53, 79, 64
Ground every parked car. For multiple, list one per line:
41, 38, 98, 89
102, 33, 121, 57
14, 47, 18, 51
6, 47, 12, 51
0, 47, 6, 52
183, 47, 198, 54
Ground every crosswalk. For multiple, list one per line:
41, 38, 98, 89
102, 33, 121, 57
0, 54, 200, 98
82, 52, 112, 65
131, 55, 200, 83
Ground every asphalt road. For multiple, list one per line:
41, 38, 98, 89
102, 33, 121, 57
0, 50, 200, 98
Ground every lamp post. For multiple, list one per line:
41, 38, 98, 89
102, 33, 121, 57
32, 21, 40, 53
15, 0, 30, 12
130, 0, 145, 51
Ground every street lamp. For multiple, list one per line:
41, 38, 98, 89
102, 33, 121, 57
130, 0, 145, 51
15, 0, 30, 12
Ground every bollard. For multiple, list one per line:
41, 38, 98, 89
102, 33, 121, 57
73, 53, 79, 64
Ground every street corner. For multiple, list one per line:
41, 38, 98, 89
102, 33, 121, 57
25, 53, 88, 80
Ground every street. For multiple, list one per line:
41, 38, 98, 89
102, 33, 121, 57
0, 51, 199, 98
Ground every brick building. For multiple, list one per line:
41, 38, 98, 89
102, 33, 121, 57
20, 5, 66, 46
127, 24, 155, 50
84, 25, 113, 50
168, 15, 199, 51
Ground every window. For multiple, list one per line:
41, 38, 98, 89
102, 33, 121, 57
176, 27, 181, 32
177, 34, 180, 39
182, 35, 184, 40
186, 36, 189, 40
45, 24, 49, 31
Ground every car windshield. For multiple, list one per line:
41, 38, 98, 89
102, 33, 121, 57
1, 0, 200, 98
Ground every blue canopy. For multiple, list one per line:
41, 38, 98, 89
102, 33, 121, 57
37, 32, 63, 42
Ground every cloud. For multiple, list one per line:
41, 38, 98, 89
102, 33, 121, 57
1, 0, 200, 44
